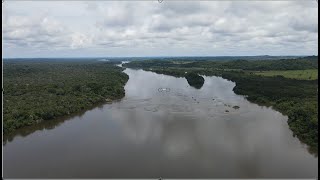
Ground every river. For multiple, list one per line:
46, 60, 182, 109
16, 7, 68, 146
3, 68, 318, 178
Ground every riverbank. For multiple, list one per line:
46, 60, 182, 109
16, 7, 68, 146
123, 58, 318, 152
221, 72, 318, 154
3, 60, 129, 134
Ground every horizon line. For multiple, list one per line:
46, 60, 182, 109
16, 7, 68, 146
3, 55, 318, 59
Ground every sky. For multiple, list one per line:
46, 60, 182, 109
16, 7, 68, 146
2, 1, 318, 58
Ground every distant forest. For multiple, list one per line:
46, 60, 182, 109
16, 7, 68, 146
124, 56, 318, 71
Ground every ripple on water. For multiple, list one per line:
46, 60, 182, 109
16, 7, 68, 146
144, 106, 158, 112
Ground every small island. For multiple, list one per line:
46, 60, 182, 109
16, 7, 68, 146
185, 72, 205, 89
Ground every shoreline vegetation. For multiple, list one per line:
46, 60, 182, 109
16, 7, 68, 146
3, 101, 108, 145
3, 60, 129, 135
123, 56, 318, 153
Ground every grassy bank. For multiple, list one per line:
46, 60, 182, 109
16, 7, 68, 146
3, 60, 129, 134
254, 69, 318, 80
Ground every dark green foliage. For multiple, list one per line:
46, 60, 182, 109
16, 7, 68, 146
220, 72, 318, 152
185, 72, 205, 89
153, 69, 187, 76
3, 61, 129, 134
149, 68, 186, 77
124, 56, 318, 71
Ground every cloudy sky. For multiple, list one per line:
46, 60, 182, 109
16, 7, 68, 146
2, 1, 318, 58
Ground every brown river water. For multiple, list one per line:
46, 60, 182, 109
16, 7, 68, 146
3, 68, 318, 178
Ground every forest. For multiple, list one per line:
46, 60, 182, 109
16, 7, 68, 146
124, 56, 318, 71
3, 60, 129, 134
124, 56, 319, 152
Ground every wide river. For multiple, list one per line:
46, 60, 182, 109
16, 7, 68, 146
3, 68, 318, 178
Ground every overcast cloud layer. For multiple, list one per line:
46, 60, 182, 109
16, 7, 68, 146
2, 1, 318, 58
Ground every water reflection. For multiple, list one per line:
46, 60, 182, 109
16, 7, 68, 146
3, 103, 105, 145
3, 68, 318, 178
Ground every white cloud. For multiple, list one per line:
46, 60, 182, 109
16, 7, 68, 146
2, 1, 318, 58
71, 33, 93, 49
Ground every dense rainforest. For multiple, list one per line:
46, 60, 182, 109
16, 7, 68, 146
124, 56, 318, 71
3, 60, 129, 134
124, 56, 319, 152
